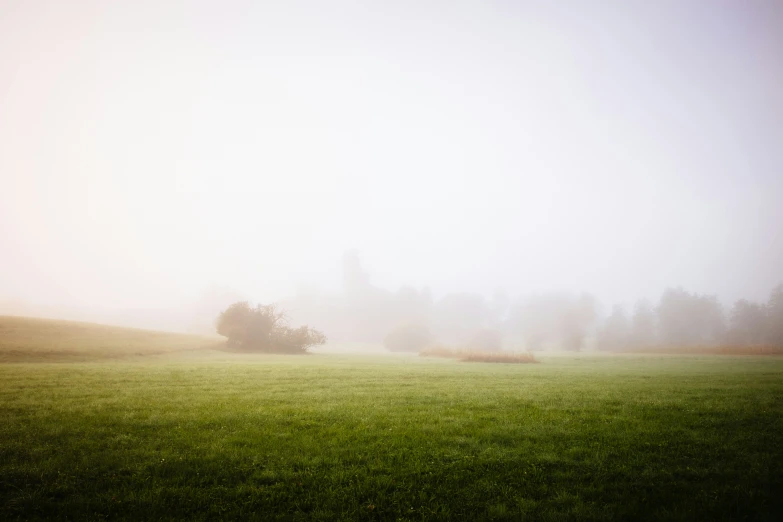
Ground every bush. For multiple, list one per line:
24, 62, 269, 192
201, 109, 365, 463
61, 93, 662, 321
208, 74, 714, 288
216, 301, 326, 354
271, 325, 327, 353
384, 322, 431, 353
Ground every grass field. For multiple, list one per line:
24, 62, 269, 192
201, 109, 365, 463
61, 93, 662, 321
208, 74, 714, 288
0, 316, 221, 362
1, 318, 782, 520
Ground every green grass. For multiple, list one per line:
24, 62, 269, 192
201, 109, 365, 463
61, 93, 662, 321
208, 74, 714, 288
0, 319, 781, 520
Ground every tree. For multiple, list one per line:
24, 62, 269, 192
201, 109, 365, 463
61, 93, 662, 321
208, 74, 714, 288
384, 322, 432, 353
488, 290, 510, 326
630, 299, 656, 348
216, 301, 326, 354
727, 299, 767, 345
505, 296, 553, 352
432, 293, 488, 346
698, 294, 726, 344
560, 293, 597, 351
765, 284, 783, 347
597, 305, 630, 351
657, 288, 725, 346
505, 293, 597, 352
342, 249, 371, 296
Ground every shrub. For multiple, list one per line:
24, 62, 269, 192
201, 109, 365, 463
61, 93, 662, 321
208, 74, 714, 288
383, 322, 431, 353
216, 301, 326, 354
271, 325, 327, 354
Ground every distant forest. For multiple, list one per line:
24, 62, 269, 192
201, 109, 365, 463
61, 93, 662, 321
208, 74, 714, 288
4, 252, 779, 354
276, 252, 782, 353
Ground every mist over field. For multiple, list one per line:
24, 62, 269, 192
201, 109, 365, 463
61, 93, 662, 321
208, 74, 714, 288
1, 0, 782, 336
1, 2, 782, 519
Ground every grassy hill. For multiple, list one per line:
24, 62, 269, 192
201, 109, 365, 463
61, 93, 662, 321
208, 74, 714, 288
0, 315, 222, 362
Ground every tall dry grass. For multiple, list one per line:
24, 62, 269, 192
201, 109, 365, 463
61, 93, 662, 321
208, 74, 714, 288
420, 345, 538, 363
460, 351, 538, 363
627, 345, 783, 356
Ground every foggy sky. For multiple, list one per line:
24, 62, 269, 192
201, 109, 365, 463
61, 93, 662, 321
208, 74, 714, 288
2, 0, 782, 317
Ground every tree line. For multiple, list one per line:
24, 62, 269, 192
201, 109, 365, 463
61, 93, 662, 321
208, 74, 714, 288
216, 252, 782, 354
597, 284, 783, 352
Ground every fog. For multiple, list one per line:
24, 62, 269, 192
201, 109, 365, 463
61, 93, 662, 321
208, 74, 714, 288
1, 1, 782, 336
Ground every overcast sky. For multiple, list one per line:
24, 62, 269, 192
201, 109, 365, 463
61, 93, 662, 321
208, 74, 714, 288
1, 0, 782, 313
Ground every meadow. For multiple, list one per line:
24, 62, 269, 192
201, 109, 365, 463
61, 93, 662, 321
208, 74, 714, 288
0, 317, 781, 520
0, 316, 222, 362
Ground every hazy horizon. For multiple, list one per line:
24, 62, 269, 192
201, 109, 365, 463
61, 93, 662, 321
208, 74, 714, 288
2, 0, 782, 324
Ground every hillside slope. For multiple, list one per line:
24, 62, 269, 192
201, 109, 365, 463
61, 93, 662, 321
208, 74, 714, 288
0, 316, 221, 362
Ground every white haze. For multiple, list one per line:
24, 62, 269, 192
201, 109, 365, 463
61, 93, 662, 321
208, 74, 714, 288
1, 0, 782, 330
